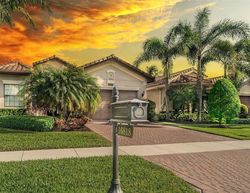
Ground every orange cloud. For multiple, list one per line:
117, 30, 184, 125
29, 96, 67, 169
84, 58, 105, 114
0, 0, 181, 64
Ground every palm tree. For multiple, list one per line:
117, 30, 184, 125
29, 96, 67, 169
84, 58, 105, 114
211, 40, 236, 78
211, 39, 250, 90
146, 65, 160, 77
171, 8, 250, 121
0, 0, 49, 26
21, 66, 100, 120
134, 31, 183, 112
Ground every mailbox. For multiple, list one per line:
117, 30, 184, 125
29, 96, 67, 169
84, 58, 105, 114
111, 99, 148, 123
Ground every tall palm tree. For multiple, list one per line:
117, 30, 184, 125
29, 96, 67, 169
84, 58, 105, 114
21, 66, 100, 120
171, 8, 250, 121
0, 0, 49, 26
134, 30, 183, 112
211, 39, 250, 90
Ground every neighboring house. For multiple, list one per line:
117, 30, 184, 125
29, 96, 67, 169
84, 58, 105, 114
147, 68, 221, 113
147, 67, 250, 114
81, 55, 153, 119
0, 62, 30, 108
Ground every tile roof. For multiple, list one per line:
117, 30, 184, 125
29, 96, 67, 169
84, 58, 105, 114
82, 54, 154, 82
147, 68, 197, 88
33, 55, 74, 67
0, 62, 31, 74
147, 68, 219, 88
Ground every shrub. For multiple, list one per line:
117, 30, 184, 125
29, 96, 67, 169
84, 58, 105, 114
0, 109, 26, 116
231, 118, 250, 124
0, 116, 54, 131
157, 112, 166, 121
176, 113, 197, 122
147, 100, 157, 121
239, 104, 249, 118
208, 79, 241, 126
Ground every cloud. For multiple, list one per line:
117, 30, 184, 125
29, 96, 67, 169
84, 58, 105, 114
0, 0, 181, 64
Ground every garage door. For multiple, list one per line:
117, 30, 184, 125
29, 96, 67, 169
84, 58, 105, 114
92, 90, 138, 120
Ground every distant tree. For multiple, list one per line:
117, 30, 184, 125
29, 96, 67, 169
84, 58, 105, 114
208, 79, 241, 126
0, 0, 50, 26
146, 65, 160, 77
167, 85, 196, 113
21, 66, 100, 120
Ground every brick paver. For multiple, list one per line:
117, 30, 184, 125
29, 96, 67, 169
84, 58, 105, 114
144, 150, 250, 193
87, 122, 234, 146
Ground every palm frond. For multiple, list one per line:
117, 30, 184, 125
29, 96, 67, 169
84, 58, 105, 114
0, 0, 50, 26
203, 19, 250, 46
194, 7, 210, 37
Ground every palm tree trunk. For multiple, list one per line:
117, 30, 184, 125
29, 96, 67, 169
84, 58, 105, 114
197, 56, 203, 122
164, 62, 170, 113
224, 65, 228, 78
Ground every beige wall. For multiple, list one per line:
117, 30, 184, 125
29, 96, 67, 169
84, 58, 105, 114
34, 59, 68, 70
239, 80, 250, 96
146, 86, 173, 113
0, 74, 28, 109
83, 60, 148, 98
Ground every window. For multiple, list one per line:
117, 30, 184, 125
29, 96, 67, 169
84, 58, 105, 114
107, 70, 115, 86
4, 84, 23, 107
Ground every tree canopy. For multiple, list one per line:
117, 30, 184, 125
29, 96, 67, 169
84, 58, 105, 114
21, 66, 100, 120
208, 78, 241, 125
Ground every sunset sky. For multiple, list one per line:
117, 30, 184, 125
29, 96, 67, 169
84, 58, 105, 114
1, 0, 250, 77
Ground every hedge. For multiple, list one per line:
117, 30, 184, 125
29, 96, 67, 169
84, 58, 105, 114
0, 116, 54, 131
0, 109, 26, 116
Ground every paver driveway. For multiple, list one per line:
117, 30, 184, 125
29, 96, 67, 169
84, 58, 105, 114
86, 122, 234, 145
87, 122, 250, 193
145, 149, 250, 193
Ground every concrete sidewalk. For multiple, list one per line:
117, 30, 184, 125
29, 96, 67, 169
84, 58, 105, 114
0, 140, 249, 162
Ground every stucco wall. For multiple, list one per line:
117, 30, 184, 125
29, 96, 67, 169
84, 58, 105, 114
83, 60, 147, 98
146, 87, 164, 113
239, 81, 250, 96
0, 74, 28, 108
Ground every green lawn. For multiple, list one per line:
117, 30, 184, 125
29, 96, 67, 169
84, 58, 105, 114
161, 122, 250, 140
0, 156, 196, 193
0, 128, 110, 151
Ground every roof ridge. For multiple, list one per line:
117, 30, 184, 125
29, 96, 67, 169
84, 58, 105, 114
33, 55, 57, 65
82, 54, 153, 80
33, 55, 75, 67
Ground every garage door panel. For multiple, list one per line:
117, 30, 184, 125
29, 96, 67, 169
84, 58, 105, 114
92, 90, 138, 120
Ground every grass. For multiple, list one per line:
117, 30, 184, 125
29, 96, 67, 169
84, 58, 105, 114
161, 122, 250, 140
0, 156, 196, 193
0, 128, 111, 151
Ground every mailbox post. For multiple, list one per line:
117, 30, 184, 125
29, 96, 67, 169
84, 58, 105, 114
108, 86, 148, 193
108, 86, 122, 193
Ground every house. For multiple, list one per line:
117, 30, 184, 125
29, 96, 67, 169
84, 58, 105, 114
147, 67, 250, 114
239, 79, 250, 111
30, 54, 153, 120
0, 55, 249, 118
81, 55, 153, 119
0, 62, 30, 108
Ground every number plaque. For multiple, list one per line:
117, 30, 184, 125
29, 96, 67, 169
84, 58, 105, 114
116, 123, 134, 138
